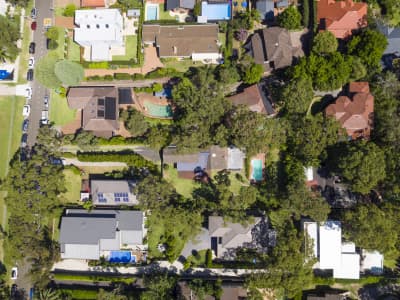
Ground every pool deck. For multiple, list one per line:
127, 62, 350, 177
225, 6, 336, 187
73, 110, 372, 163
249, 153, 265, 182
136, 92, 173, 119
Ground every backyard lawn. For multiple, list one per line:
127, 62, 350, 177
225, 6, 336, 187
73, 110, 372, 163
158, 4, 177, 20
163, 166, 199, 198
61, 169, 82, 204
0, 96, 25, 178
112, 35, 137, 61
50, 90, 76, 126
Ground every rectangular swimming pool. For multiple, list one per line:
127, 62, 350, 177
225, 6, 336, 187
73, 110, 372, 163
108, 251, 136, 263
146, 4, 158, 21
251, 159, 263, 181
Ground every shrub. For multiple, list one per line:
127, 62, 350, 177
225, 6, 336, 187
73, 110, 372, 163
132, 73, 145, 80
145, 68, 181, 79
87, 61, 109, 69
85, 75, 101, 81
103, 75, 114, 81
61, 152, 76, 158
205, 249, 213, 268
63, 4, 76, 17
152, 83, 163, 92
48, 39, 58, 50
114, 73, 132, 80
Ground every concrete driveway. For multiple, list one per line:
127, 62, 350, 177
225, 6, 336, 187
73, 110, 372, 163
0, 84, 16, 95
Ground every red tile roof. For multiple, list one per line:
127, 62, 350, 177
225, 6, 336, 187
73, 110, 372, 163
325, 82, 374, 139
81, 0, 105, 7
317, 0, 367, 39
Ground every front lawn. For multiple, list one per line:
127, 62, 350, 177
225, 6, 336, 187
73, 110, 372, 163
184, 249, 207, 268
67, 38, 81, 62
160, 58, 205, 73
48, 26, 66, 60
112, 35, 137, 61
49, 90, 76, 126
61, 168, 82, 204
0, 96, 25, 178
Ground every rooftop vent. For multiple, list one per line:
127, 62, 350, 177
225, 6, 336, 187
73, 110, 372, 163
275, 43, 279, 47
96, 24, 100, 29
86, 24, 90, 29
105, 24, 109, 28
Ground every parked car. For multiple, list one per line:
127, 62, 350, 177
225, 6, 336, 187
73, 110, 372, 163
30, 7, 37, 19
28, 56, 34, 68
43, 95, 49, 109
22, 105, 30, 117
20, 148, 28, 162
46, 38, 51, 50
22, 119, 29, 132
11, 267, 18, 280
27, 69, 33, 81
11, 284, 18, 298
29, 287, 34, 300
21, 134, 28, 147
26, 87, 32, 100
29, 42, 35, 54
31, 21, 36, 31
41, 110, 49, 125
49, 157, 63, 165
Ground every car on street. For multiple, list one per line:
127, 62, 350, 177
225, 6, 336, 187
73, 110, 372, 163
11, 267, 18, 280
11, 284, 18, 298
28, 56, 34, 68
27, 69, 34, 81
46, 38, 51, 50
44, 95, 49, 109
41, 110, 49, 125
21, 134, 28, 147
31, 8, 37, 19
26, 87, 32, 100
29, 42, 35, 54
22, 105, 30, 117
22, 119, 29, 132
31, 21, 37, 31
20, 148, 28, 162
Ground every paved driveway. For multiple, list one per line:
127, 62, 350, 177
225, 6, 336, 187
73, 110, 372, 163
0, 84, 16, 95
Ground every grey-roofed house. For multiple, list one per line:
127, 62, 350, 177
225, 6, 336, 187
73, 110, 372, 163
377, 22, 400, 68
59, 209, 145, 260
256, 0, 274, 21
249, 27, 304, 72
90, 180, 138, 206
166, 0, 195, 10
142, 24, 222, 63
67, 87, 120, 138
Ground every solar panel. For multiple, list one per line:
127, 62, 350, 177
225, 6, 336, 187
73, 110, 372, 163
98, 98, 105, 106
123, 197, 129, 202
98, 193, 106, 203
121, 192, 128, 197
97, 110, 105, 117
115, 197, 120, 202
99, 198, 107, 203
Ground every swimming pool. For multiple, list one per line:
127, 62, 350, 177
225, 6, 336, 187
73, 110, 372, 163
108, 251, 136, 263
251, 159, 263, 181
144, 101, 173, 118
146, 4, 158, 21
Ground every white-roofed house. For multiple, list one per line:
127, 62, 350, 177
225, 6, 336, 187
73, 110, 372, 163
74, 9, 124, 61
361, 250, 384, 275
319, 221, 343, 270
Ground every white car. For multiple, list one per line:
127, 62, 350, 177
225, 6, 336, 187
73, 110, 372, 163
11, 267, 17, 280
28, 57, 35, 68
26, 87, 32, 100
22, 105, 30, 117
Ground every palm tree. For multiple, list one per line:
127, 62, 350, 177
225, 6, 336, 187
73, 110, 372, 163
35, 289, 59, 300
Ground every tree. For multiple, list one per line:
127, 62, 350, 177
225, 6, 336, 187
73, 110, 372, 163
215, 64, 240, 85
346, 29, 388, 71
36, 125, 62, 154
281, 77, 313, 115
73, 130, 98, 150
120, 108, 149, 137
242, 63, 263, 85
342, 203, 399, 256
35, 289, 60, 300
205, 249, 213, 267
232, 10, 260, 31
54, 60, 84, 86
348, 56, 367, 81
5, 0, 29, 7
193, 2, 201, 17
188, 279, 214, 300
96, 288, 127, 300
141, 272, 177, 300
47, 39, 59, 50
301, 0, 310, 28
63, 4, 76, 17
330, 141, 386, 194
45, 27, 59, 41
147, 125, 170, 150
376, 0, 400, 26
0, 15, 20, 62
35, 53, 62, 88
235, 28, 248, 42
277, 5, 302, 30
312, 31, 338, 54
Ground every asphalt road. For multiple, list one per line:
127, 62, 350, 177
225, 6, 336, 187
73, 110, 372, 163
26, 0, 52, 147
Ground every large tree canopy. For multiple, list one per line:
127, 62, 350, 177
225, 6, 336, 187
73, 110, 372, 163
120, 108, 149, 137
277, 5, 302, 30
0, 15, 20, 62
312, 31, 338, 54
281, 77, 314, 115
54, 60, 85, 86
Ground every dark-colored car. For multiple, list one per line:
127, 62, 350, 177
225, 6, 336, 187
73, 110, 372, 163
22, 119, 29, 132
31, 21, 37, 30
49, 157, 63, 165
21, 134, 28, 147
11, 284, 18, 298
46, 38, 51, 50
29, 42, 35, 54
27, 69, 33, 81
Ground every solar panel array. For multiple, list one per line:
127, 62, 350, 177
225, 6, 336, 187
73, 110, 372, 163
114, 192, 129, 203
98, 193, 107, 203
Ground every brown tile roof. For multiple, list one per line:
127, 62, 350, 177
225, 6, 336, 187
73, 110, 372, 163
67, 87, 119, 137
142, 24, 220, 57
229, 84, 267, 114
317, 0, 367, 39
325, 82, 374, 139
81, 0, 105, 7
55, 16, 75, 29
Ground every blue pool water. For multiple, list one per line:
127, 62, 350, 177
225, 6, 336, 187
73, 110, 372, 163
251, 159, 263, 181
201, 2, 231, 20
108, 251, 136, 263
146, 5, 158, 21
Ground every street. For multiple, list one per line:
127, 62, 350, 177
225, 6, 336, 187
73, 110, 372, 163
26, 0, 53, 147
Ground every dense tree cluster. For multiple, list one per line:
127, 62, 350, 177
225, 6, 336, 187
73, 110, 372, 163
0, 15, 20, 62
277, 5, 302, 30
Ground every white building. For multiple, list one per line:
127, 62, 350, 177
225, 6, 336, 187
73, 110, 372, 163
361, 250, 384, 275
304, 220, 360, 279
74, 9, 124, 61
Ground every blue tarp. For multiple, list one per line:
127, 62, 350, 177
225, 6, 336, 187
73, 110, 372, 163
0, 70, 11, 80
201, 2, 231, 20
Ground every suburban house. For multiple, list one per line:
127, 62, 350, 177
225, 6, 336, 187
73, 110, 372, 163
249, 27, 304, 72
197, 1, 231, 23
89, 179, 138, 206
377, 22, 400, 68
303, 220, 360, 279
178, 281, 248, 300
361, 250, 384, 275
325, 82, 374, 140
74, 9, 123, 61
80, 0, 105, 7
142, 24, 222, 63
256, 0, 274, 22
166, 0, 195, 10
317, 0, 367, 39
59, 209, 146, 261
181, 216, 276, 260
163, 146, 246, 179
228, 83, 276, 116
67, 87, 123, 137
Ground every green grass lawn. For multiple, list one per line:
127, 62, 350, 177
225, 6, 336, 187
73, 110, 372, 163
61, 169, 82, 204
163, 166, 199, 198
218, 32, 226, 49
67, 38, 81, 62
158, 4, 177, 20
48, 27, 66, 60
307, 96, 323, 117
161, 58, 205, 73
50, 90, 76, 126
112, 35, 137, 61
0, 96, 25, 178
184, 249, 207, 268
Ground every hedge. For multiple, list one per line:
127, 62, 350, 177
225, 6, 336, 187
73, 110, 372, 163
145, 67, 181, 79
86, 61, 109, 69
53, 272, 136, 284
96, 136, 145, 146
61, 152, 76, 158
114, 73, 132, 80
